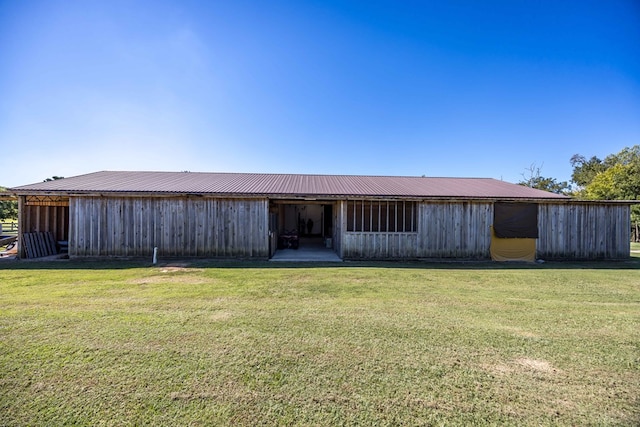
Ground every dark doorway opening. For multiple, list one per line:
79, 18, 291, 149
269, 201, 338, 260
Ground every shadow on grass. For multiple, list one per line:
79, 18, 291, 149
1, 255, 639, 271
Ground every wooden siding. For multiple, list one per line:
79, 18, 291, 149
340, 201, 492, 259
334, 201, 344, 256
269, 232, 278, 257
342, 232, 418, 259
21, 203, 69, 241
417, 202, 493, 258
20, 194, 629, 261
69, 196, 269, 258
332, 202, 341, 254
342, 201, 630, 260
538, 203, 630, 259
17, 195, 70, 258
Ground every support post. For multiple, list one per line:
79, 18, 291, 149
17, 196, 25, 259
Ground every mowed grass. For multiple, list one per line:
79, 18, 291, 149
0, 259, 639, 426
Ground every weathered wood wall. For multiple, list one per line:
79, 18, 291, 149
538, 203, 630, 259
69, 196, 269, 258
340, 200, 631, 260
34, 195, 629, 261
19, 196, 69, 241
342, 232, 418, 258
339, 200, 418, 259
333, 201, 343, 255
21, 205, 69, 240
417, 202, 493, 258
340, 201, 492, 259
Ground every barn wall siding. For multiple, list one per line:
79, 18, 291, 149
333, 201, 342, 256
69, 196, 269, 258
339, 201, 493, 259
338, 199, 419, 259
61, 196, 630, 261
22, 205, 69, 242
417, 202, 493, 258
538, 203, 630, 259
339, 201, 630, 260
342, 232, 418, 259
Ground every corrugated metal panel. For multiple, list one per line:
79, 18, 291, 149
11, 170, 569, 200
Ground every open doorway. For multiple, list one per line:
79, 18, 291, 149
269, 201, 338, 260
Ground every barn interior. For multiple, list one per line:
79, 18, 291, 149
269, 201, 335, 257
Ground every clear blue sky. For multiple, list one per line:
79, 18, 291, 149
1, 0, 639, 188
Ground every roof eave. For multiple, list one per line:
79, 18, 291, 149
9, 189, 584, 203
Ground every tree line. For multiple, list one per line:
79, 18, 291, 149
518, 145, 640, 241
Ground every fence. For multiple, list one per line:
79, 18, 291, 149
1, 222, 18, 235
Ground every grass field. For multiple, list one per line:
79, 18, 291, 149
1, 258, 639, 426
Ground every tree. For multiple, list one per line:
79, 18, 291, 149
44, 176, 64, 182
604, 145, 640, 168
572, 146, 640, 199
572, 145, 640, 241
518, 163, 571, 195
583, 164, 634, 200
570, 154, 606, 188
0, 186, 18, 221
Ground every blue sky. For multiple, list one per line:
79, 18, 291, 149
1, 0, 639, 188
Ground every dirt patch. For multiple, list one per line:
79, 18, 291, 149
210, 311, 233, 321
511, 329, 540, 339
500, 325, 541, 339
516, 357, 558, 373
158, 263, 203, 273
491, 357, 562, 375
160, 267, 185, 273
129, 274, 210, 285
516, 331, 540, 338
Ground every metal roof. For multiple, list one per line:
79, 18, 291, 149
10, 170, 570, 200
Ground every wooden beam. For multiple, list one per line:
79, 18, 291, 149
17, 196, 25, 258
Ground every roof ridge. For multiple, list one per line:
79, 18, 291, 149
92, 170, 500, 180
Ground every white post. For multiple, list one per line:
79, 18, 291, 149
152, 247, 158, 264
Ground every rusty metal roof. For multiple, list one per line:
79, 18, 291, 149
10, 170, 569, 200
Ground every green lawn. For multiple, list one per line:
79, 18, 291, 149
1, 259, 639, 426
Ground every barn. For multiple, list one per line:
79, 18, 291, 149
9, 171, 631, 261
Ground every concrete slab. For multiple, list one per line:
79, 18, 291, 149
270, 237, 342, 262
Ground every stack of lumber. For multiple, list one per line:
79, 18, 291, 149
0, 235, 18, 258
0, 235, 17, 247
22, 232, 58, 258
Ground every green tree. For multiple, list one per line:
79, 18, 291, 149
570, 155, 606, 188
574, 146, 640, 200
44, 176, 64, 182
583, 164, 634, 200
518, 163, 571, 195
573, 145, 640, 241
0, 186, 18, 221
604, 145, 640, 168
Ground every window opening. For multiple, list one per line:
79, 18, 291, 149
346, 200, 416, 232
